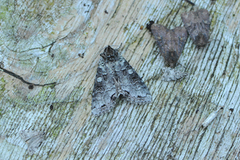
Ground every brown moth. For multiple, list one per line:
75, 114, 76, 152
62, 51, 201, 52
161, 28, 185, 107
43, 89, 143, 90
147, 22, 188, 68
181, 9, 211, 47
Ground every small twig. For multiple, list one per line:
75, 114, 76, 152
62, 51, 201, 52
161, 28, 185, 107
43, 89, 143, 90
0, 66, 57, 87
184, 0, 195, 6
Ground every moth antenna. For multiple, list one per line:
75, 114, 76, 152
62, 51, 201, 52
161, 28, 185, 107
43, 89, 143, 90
118, 43, 123, 51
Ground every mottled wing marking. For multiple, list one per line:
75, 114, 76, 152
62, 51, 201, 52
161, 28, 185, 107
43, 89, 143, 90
181, 9, 211, 46
91, 46, 151, 115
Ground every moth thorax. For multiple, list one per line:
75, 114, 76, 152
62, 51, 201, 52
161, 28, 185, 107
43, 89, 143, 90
171, 50, 178, 57
101, 53, 119, 61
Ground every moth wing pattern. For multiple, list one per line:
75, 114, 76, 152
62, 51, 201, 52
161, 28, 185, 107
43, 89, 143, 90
150, 24, 187, 67
150, 24, 168, 54
20, 130, 45, 154
91, 57, 117, 115
91, 46, 151, 116
181, 9, 211, 46
114, 55, 152, 104
172, 26, 188, 58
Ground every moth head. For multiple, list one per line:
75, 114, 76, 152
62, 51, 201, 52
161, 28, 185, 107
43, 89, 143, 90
165, 51, 179, 68
100, 46, 119, 61
195, 33, 208, 47
146, 20, 155, 32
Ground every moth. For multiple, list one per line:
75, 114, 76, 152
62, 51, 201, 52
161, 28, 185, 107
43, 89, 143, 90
91, 46, 152, 115
20, 130, 45, 154
147, 22, 188, 68
181, 9, 211, 46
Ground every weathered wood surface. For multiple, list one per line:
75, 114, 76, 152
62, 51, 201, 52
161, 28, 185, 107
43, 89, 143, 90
0, 0, 240, 159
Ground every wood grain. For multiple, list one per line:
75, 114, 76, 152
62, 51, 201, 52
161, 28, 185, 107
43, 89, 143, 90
0, 0, 239, 159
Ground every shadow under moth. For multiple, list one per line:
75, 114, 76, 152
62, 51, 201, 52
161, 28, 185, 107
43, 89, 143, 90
181, 8, 211, 47
91, 46, 152, 116
147, 21, 188, 68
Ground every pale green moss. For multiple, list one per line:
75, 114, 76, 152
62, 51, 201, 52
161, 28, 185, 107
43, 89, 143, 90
0, 78, 6, 98
0, 5, 8, 20
123, 26, 129, 33
0, 108, 3, 117
150, 57, 155, 64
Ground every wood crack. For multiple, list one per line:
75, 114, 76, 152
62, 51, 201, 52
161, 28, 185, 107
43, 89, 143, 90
0, 66, 57, 87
